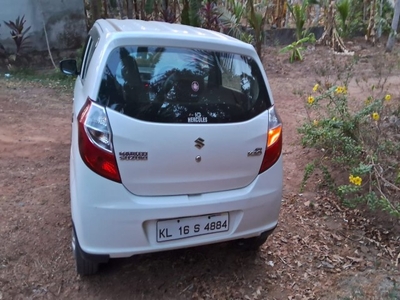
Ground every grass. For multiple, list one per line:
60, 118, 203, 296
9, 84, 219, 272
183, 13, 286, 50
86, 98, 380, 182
2, 68, 75, 91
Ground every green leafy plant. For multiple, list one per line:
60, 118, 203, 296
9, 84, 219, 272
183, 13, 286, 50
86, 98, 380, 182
279, 33, 315, 63
336, 0, 351, 36
298, 68, 400, 217
181, 0, 202, 27
335, 0, 364, 38
199, 0, 222, 31
287, 0, 309, 41
4, 15, 31, 55
246, 0, 269, 59
301, 162, 315, 192
219, 0, 254, 44
376, 0, 396, 37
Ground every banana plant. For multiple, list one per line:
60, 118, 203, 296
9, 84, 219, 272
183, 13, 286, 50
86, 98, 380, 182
279, 32, 315, 63
287, 0, 310, 40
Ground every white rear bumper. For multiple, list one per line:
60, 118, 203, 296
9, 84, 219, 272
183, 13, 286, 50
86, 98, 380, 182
71, 153, 283, 258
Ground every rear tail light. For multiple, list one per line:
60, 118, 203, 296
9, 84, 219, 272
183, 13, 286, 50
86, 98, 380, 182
77, 98, 121, 182
259, 106, 283, 174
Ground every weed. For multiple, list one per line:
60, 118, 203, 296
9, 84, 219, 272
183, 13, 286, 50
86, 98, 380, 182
300, 162, 315, 192
298, 58, 400, 217
387, 282, 400, 299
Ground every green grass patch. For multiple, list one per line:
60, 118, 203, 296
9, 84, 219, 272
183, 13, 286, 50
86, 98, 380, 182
3, 68, 75, 91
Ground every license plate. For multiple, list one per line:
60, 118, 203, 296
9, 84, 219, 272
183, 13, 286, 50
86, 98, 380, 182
156, 213, 229, 242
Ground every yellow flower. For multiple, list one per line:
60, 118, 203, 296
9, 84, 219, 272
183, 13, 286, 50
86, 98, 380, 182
349, 175, 355, 184
335, 86, 347, 94
313, 84, 319, 92
372, 112, 380, 121
313, 120, 319, 126
385, 94, 391, 101
353, 176, 362, 186
307, 96, 315, 104
349, 175, 362, 186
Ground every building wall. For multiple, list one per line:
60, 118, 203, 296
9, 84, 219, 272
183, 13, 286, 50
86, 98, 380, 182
0, 0, 87, 53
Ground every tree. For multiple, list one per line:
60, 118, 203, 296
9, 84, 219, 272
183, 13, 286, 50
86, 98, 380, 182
90, 0, 102, 20
317, 0, 351, 53
247, 0, 269, 59
386, 0, 400, 52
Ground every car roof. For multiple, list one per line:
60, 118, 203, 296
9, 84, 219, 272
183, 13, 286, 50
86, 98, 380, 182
95, 19, 252, 50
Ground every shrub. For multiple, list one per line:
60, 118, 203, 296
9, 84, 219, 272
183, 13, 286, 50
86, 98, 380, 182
280, 33, 316, 63
4, 15, 31, 55
298, 66, 400, 217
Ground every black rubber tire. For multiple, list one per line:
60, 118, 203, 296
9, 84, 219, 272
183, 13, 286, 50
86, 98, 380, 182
72, 229, 100, 276
236, 230, 273, 251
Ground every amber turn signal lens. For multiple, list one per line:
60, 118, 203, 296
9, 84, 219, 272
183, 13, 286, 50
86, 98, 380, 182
268, 125, 282, 147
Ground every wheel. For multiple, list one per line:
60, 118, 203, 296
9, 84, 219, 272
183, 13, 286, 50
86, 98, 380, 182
162, 72, 177, 95
236, 229, 275, 251
72, 229, 100, 276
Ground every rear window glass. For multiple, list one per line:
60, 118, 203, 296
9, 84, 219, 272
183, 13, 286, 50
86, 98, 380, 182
97, 46, 271, 123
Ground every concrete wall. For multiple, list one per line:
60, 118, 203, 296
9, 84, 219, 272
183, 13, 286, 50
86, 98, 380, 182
264, 27, 324, 46
0, 0, 87, 53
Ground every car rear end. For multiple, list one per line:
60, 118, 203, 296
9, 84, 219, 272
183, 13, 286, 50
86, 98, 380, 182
70, 20, 283, 270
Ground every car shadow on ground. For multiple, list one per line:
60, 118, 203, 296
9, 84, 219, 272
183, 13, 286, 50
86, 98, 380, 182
79, 242, 273, 299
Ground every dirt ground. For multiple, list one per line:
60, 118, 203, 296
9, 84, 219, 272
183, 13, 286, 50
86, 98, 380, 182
1, 40, 400, 300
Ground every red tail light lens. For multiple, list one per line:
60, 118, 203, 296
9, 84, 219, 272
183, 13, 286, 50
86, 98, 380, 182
77, 98, 121, 183
259, 107, 283, 174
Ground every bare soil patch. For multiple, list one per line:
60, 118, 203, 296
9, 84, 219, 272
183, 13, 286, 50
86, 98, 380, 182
0, 41, 399, 299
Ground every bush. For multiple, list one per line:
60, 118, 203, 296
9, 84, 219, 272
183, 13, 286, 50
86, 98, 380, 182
298, 64, 400, 217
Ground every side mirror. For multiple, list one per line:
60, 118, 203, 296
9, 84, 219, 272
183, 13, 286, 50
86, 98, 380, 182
60, 59, 78, 76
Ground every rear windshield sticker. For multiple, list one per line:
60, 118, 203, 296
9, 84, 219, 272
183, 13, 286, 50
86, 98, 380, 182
188, 112, 208, 123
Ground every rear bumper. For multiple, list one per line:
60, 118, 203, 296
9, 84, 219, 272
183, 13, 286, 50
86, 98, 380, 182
71, 154, 283, 258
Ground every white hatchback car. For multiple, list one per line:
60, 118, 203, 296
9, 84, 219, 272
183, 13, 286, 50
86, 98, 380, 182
60, 19, 283, 275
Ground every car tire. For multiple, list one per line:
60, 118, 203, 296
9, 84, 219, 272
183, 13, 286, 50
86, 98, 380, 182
236, 228, 275, 250
72, 229, 100, 276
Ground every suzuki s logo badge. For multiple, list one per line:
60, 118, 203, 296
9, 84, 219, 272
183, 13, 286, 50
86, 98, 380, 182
247, 148, 263, 157
194, 138, 205, 149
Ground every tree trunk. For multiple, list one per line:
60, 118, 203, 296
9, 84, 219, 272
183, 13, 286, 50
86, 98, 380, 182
133, 0, 139, 19
365, 0, 377, 45
317, 0, 350, 53
377, 0, 383, 39
90, 0, 102, 21
116, 0, 125, 18
285, 0, 291, 28
386, 0, 400, 52
312, 4, 320, 26
126, 0, 133, 19
102, 0, 108, 18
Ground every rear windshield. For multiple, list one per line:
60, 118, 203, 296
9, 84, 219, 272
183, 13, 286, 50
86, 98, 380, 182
97, 46, 271, 123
